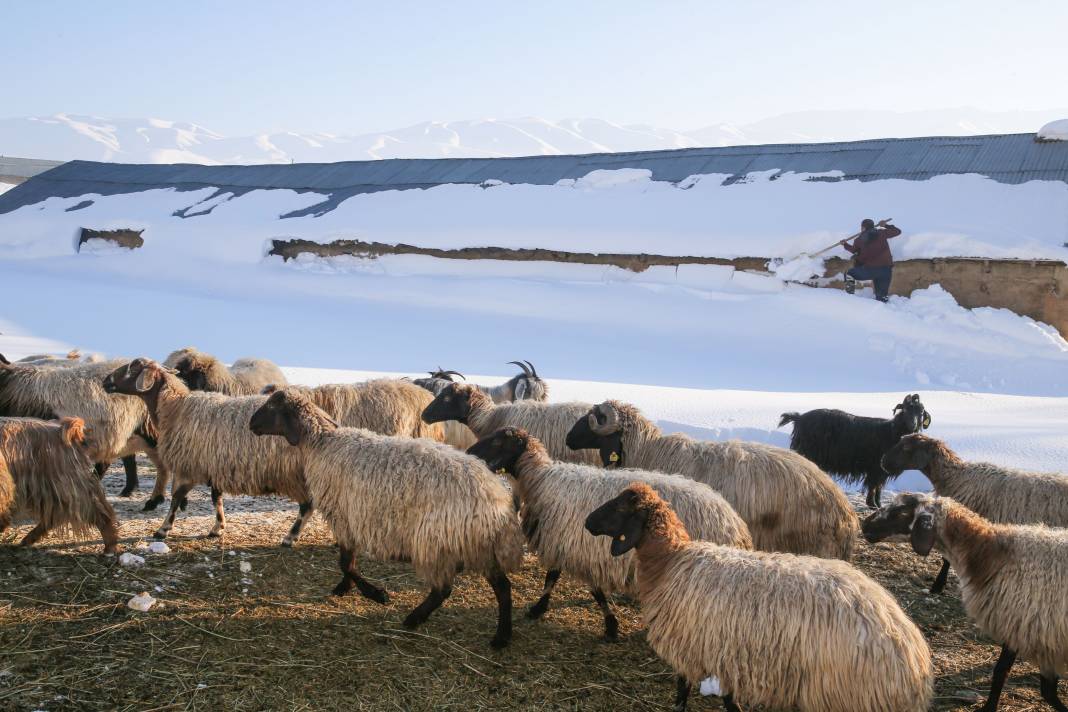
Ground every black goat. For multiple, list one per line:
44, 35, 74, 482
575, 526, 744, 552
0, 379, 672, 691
779, 394, 931, 507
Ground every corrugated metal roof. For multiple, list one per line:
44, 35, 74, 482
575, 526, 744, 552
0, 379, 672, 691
2, 132, 1067, 216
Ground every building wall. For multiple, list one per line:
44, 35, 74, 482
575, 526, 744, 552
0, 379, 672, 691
825, 256, 1068, 335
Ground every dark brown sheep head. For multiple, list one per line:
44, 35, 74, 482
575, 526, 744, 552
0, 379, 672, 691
566, 402, 624, 468
102, 358, 168, 395
250, 388, 337, 447
861, 492, 937, 556
466, 427, 531, 477
421, 382, 476, 424
584, 482, 691, 557
881, 433, 941, 475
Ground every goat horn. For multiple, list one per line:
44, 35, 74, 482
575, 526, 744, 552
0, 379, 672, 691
507, 360, 532, 377
588, 403, 621, 435
441, 370, 466, 380
523, 360, 539, 378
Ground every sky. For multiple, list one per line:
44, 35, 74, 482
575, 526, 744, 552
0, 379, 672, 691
3, 0, 1067, 135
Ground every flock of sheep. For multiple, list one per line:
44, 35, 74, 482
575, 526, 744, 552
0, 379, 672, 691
0, 348, 1066, 712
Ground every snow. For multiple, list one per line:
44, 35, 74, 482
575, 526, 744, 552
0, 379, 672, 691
1038, 119, 1068, 141
118, 553, 145, 568
768, 255, 828, 282
148, 541, 171, 554
127, 592, 156, 612
0, 182, 15, 196
3, 168, 1064, 262
700, 677, 723, 696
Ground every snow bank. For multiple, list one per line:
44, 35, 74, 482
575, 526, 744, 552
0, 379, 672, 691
3, 168, 1065, 261
1038, 119, 1068, 141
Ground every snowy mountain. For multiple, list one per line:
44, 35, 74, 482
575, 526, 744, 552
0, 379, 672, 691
1, 109, 1065, 164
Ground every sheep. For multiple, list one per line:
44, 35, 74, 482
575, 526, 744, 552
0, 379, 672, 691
422, 382, 600, 465
102, 358, 312, 546
467, 427, 751, 640
166, 348, 287, 396
249, 388, 523, 648
0, 416, 119, 554
262, 380, 446, 443
778, 393, 931, 507
864, 493, 1068, 711
413, 362, 547, 449
585, 483, 932, 712
0, 358, 166, 504
567, 401, 858, 559
882, 433, 1068, 594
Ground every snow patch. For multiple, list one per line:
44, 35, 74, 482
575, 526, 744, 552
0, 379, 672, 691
1038, 119, 1068, 141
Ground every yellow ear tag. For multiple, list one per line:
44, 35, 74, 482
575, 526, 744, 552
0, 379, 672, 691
496, 467, 508, 475
609, 452, 620, 463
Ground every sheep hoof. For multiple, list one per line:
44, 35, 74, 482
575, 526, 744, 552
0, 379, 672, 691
207, 530, 222, 538
152, 530, 168, 540
402, 612, 426, 629
142, 496, 164, 512
119, 487, 136, 498
280, 537, 294, 548
526, 599, 549, 620
331, 582, 352, 597
489, 635, 511, 650
362, 587, 389, 605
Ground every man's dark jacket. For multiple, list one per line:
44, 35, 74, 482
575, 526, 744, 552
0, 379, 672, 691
843, 226, 901, 267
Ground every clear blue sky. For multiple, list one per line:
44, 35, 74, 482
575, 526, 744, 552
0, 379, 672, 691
4, 0, 1066, 134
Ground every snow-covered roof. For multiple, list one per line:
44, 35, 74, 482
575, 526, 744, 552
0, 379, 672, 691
3, 132, 1067, 217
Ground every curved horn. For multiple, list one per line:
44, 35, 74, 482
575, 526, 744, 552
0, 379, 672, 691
523, 360, 539, 378
507, 360, 532, 377
440, 370, 466, 381
588, 403, 621, 435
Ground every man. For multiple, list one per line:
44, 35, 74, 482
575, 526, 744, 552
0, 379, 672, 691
841, 218, 901, 302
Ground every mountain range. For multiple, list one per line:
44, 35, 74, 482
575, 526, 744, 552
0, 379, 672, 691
1, 108, 1064, 164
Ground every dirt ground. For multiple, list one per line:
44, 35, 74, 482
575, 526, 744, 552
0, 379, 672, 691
0, 459, 1052, 711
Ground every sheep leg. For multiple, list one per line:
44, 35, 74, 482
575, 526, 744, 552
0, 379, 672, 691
332, 546, 389, 603
143, 449, 170, 512
864, 481, 882, 508
402, 584, 453, 629
930, 557, 951, 594
153, 483, 193, 540
19, 522, 49, 548
485, 566, 512, 649
207, 486, 225, 537
722, 694, 741, 712
978, 644, 1016, 712
1040, 673, 1068, 712
0, 514, 9, 532
94, 509, 120, 555
673, 676, 691, 712
590, 588, 619, 641
119, 455, 139, 497
94, 462, 107, 479
281, 501, 314, 547
527, 569, 561, 619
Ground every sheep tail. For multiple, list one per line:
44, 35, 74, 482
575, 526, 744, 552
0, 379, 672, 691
778, 412, 800, 428
60, 417, 87, 447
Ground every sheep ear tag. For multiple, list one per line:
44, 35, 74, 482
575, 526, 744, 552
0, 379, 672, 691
609, 452, 620, 463
922, 412, 932, 430
496, 467, 508, 475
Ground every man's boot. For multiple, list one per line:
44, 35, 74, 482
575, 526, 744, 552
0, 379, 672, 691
844, 276, 856, 295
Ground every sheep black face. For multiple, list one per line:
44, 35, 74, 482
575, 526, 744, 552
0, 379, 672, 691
421, 382, 473, 424
173, 357, 209, 391
566, 402, 624, 468
862, 493, 936, 556
412, 369, 464, 396
892, 393, 931, 434
102, 358, 161, 395
585, 488, 648, 556
466, 427, 529, 476
249, 391, 304, 446
881, 433, 937, 475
